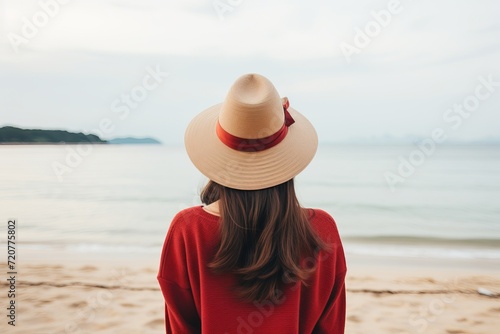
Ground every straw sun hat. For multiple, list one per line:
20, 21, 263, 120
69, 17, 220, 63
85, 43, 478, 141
185, 73, 318, 190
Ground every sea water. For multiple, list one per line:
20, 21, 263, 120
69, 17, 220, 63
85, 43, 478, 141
1, 144, 499, 260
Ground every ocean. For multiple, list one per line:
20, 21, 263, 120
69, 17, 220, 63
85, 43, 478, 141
1, 144, 499, 261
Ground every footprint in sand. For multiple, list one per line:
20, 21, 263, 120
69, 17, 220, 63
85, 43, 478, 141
69, 301, 88, 308
384, 300, 406, 307
80, 265, 98, 272
347, 315, 361, 323
121, 303, 137, 308
145, 318, 164, 328
54, 294, 69, 299
36, 299, 52, 305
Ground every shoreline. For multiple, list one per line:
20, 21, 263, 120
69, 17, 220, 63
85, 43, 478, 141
18, 245, 500, 272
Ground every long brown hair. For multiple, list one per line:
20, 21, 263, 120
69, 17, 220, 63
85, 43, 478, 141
201, 179, 328, 303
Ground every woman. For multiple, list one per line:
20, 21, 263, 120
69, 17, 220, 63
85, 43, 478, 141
158, 73, 346, 333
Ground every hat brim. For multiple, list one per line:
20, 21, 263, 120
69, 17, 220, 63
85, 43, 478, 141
184, 103, 318, 190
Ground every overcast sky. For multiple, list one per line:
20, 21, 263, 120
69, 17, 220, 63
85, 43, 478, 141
0, 0, 499, 144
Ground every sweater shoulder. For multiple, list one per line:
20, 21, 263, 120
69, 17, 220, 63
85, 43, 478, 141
308, 208, 347, 274
171, 206, 202, 223
307, 208, 342, 242
308, 208, 336, 226
168, 206, 219, 234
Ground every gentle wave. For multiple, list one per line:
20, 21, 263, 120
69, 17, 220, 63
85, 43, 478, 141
344, 244, 500, 260
20, 241, 500, 260
343, 236, 500, 248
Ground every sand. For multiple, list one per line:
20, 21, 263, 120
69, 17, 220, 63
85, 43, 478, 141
1, 250, 499, 334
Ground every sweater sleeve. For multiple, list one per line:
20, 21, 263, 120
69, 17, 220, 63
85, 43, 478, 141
311, 209, 347, 334
157, 212, 201, 333
157, 278, 200, 333
312, 271, 346, 334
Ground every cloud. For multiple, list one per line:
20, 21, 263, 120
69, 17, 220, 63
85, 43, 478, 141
2, 0, 500, 64
0, 0, 499, 144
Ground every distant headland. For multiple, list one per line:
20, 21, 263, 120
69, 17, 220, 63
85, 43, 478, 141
0, 126, 161, 145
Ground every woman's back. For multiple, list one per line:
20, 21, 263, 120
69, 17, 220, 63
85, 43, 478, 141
158, 206, 346, 333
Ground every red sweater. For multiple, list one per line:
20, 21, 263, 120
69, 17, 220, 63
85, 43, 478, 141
157, 206, 346, 334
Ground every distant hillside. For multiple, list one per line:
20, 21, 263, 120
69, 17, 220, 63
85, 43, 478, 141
0, 126, 105, 144
108, 137, 161, 145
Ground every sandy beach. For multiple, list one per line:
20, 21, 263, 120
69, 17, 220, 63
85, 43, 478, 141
1, 250, 499, 334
